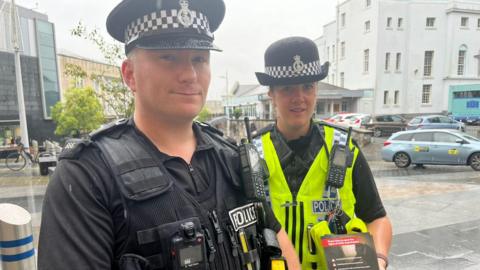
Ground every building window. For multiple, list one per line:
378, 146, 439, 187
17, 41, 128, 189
422, 85, 432, 104
383, 91, 389, 105
398, 18, 403, 28
458, 47, 466, 75
424, 51, 434, 76
364, 49, 369, 73
426, 17, 435, 27
341, 42, 345, 58
365, 20, 371, 32
394, 90, 399, 105
461, 17, 469, 27
341, 13, 346, 27
478, 18, 480, 28
387, 17, 392, 28
385, 53, 390, 71
341, 101, 348, 112
396, 53, 401, 71
327, 46, 330, 62
366, 0, 371, 7
340, 72, 345, 87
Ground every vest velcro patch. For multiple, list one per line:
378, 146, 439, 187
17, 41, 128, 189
228, 203, 258, 231
312, 200, 339, 214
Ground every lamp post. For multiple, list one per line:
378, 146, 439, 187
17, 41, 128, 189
219, 71, 229, 137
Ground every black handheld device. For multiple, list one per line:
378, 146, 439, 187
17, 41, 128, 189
171, 222, 208, 269
239, 117, 268, 200
326, 127, 354, 188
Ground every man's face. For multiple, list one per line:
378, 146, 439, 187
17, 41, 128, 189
122, 48, 211, 122
269, 82, 317, 133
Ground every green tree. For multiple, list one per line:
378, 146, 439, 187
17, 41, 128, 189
52, 87, 105, 137
196, 107, 211, 122
71, 22, 134, 118
233, 108, 243, 120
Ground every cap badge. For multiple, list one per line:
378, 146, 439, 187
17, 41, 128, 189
292, 55, 305, 74
178, 0, 193, 27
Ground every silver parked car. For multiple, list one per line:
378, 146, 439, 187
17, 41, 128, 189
406, 115, 466, 132
381, 129, 480, 171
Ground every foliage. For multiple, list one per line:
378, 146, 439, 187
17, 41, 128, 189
196, 107, 211, 122
70, 22, 134, 118
52, 87, 105, 137
233, 108, 243, 120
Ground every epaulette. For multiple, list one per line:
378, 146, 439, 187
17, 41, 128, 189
58, 139, 92, 160
196, 121, 224, 136
252, 123, 275, 139
197, 121, 238, 148
89, 118, 129, 140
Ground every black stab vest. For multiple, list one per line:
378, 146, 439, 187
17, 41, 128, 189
91, 119, 258, 270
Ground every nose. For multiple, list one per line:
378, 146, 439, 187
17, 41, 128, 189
290, 86, 304, 101
177, 58, 197, 83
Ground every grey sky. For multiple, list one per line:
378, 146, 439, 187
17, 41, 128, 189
15, 0, 337, 100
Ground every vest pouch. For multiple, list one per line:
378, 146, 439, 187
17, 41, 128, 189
118, 254, 150, 270
345, 217, 368, 234
136, 217, 207, 270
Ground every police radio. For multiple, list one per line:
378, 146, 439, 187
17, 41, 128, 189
171, 221, 207, 269
326, 127, 354, 188
239, 117, 268, 200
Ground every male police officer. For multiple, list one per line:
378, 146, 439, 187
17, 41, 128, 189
38, 0, 300, 269
253, 37, 392, 270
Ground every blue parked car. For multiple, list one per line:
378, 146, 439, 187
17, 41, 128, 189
382, 129, 480, 171
406, 115, 465, 132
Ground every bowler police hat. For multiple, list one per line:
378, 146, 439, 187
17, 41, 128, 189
255, 36, 329, 86
106, 0, 225, 54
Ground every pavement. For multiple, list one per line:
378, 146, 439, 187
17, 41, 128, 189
1, 131, 480, 269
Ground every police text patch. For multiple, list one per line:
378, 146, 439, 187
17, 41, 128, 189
312, 200, 338, 214
228, 203, 257, 231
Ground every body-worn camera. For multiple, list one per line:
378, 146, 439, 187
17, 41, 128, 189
171, 221, 207, 269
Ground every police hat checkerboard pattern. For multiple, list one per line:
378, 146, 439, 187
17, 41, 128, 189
255, 36, 329, 86
106, 0, 225, 53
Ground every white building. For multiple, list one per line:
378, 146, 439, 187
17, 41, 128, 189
316, 0, 480, 116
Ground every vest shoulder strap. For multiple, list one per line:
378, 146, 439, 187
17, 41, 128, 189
253, 123, 274, 139
94, 124, 173, 201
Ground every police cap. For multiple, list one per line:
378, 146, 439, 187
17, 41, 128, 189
106, 0, 225, 54
255, 36, 329, 86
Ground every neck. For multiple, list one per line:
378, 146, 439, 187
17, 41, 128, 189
134, 111, 196, 162
276, 122, 311, 141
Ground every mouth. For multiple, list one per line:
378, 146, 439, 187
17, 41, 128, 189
290, 108, 306, 113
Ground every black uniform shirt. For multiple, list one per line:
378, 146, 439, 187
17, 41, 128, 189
270, 123, 386, 223
38, 121, 280, 270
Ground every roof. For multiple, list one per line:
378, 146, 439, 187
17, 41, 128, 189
232, 84, 265, 97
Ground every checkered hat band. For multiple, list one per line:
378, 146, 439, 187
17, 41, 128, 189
125, 9, 212, 44
265, 60, 322, 78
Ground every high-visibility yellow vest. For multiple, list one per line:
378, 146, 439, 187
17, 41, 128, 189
255, 124, 363, 269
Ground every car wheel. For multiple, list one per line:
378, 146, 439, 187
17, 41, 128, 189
469, 152, 480, 171
373, 128, 382, 137
393, 152, 411, 168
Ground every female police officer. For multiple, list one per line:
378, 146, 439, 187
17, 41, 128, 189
38, 0, 299, 269
252, 37, 392, 270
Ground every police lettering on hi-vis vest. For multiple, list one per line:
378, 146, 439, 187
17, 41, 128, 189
37, 0, 301, 269
253, 37, 392, 270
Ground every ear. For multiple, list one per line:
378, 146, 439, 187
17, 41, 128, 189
121, 59, 136, 93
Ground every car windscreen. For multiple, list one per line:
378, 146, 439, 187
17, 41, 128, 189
392, 133, 413, 141
463, 134, 480, 142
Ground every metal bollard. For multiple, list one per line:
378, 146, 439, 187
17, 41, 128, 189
0, 203, 36, 270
